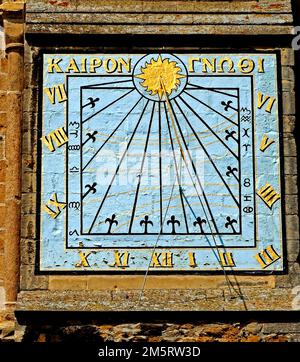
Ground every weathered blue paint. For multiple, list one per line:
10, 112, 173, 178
40, 53, 283, 272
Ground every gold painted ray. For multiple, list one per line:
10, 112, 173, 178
136, 55, 185, 99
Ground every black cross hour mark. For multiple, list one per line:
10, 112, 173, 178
140, 215, 153, 234
225, 130, 238, 143
83, 182, 97, 199
167, 215, 180, 234
83, 97, 100, 108
193, 217, 207, 233
105, 214, 118, 234
221, 100, 238, 112
226, 166, 239, 181
83, 130, 98, 146
225, 216, 238, 233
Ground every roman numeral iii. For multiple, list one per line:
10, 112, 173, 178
257, 183, 281, 209
255, 245, 281, 269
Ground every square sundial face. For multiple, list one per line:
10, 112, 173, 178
39, 53, 284, 273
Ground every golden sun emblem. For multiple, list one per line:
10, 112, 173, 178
136, 55, 185, 99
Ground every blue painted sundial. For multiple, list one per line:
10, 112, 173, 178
39, 53, 283, 272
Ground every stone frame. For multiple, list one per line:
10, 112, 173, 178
17, 35, 299, 311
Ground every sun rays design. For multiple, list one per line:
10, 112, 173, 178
135, 55, 185, 99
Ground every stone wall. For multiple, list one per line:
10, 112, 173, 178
17, 44, 300, 310
25, 0, 294, 35
0, 0, 299, 342
21, 321, 300, 342
2, 318, 300, 342
0, 46, 8, 302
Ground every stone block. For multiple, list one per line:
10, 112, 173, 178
205, 289, 224, 299
19, 264, 48, 291
281, 48, 295, 66
22, 128, 37, 156
22, 171, 36, 194
287, 239, 300, 262
282, 91, 295, 115
274, 273, 294, 288
49, 277, 88, 290
288, 262, 300, 286
27, 61, 40, 89
0, 254, 4, 281
0, 206, 5, 227
0, 160, 6, 182
283, 115, 296, 133
285, 215, 299, 239
285, 175, 298, 194
24, 63, 34, 90
281, 66, 294, 82
85, 275, 277, 291
0, 286, 5, 310
0, 58, 8, 74
285, 194, 299, 215
0, 74, 8, 91
20, 239, 36, 265
0, 92, 7, 111
21, 192, 36, 215
0, 235, 4, 253
284, 156, 298, 175
26, 22, 295, 36
282, 79, 295, 92
283, 131, 295, 138
22, 155, 36, 174
283, 136, 297, 156
23, 87, 38, 114
0, 113, 7, 128
262, 322, 300, 334
241, 334, 262, 342
76, 0, 141, 12
14, 324, 26, 343
0, 320, 15, 339
24, 42, 33, 65
288, 334, 300, 342
242, 322, 263, 335
0, 184, 5, 203
23, 112, 38, 132
24, 43, 39, 64
0, 132, 5, 160
263, 334, 288, 342
20, 213, 36, 239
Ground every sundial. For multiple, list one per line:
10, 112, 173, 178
39, 53, 283, 272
